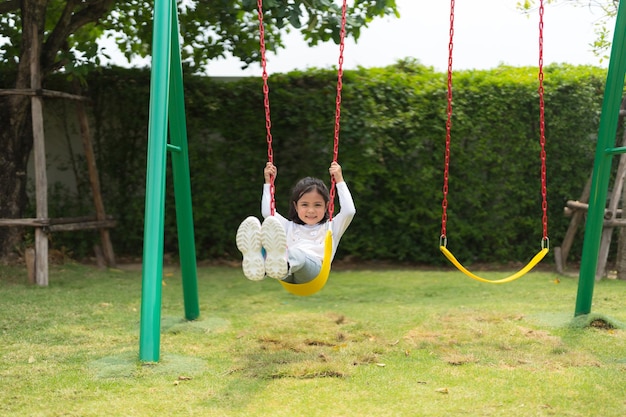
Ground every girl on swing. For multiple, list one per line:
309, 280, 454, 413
236, 161, 356, 284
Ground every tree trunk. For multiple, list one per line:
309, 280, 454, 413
0, 0, 46, 262
0, 88, 34, 262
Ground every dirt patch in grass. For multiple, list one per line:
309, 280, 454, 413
568, 313, 625, 330
590, 318, 615, 329
403, 311, 605, 369
230, 312, 386, 380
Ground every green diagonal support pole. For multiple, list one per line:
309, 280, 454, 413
575, 0, 626, 316
168, 0, 200, 322
139, 0, 199, 362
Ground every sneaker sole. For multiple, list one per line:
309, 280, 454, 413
261, 217, 288, 279
236, 217, 265, 281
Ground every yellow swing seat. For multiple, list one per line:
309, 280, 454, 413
280, 230, 333, 296
440, 245, 549, 284
437, 2, 550, 285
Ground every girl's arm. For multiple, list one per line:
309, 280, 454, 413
330, 181, 356, 244
334, 182, 356, 221
261, 183, 273, 218
262, 162, 277, 218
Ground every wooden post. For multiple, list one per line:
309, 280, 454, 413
558, 177, 592, 271
25, 248, 36, 284
618, 103, 626, 280
30, 22, 48, 286
619, 181, 626, 279
596, 99, 626, 280
74, 86, 116, 267
93, 244, 106, 269
554, 246, 564, 274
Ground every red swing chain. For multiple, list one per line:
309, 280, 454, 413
440, 0, 455, 244
256, 0, 347, 220
328, 0, 347, 221
256, 0, 276, 216
440, 0, 549, 246
538, 0, 549, 243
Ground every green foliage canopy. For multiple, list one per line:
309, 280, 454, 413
519, 0, 618, 62
0, 0, 399, 75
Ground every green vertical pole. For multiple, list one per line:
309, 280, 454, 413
575, 0, 626, 316
168, 0, 200, 321
139, 0, 172, 362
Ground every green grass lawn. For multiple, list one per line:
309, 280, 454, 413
1, 262, 625, 416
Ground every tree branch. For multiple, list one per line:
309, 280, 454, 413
42, 0, 116, 72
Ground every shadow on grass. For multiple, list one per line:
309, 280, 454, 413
88, 352, 208, 379
89, 315, 230, 379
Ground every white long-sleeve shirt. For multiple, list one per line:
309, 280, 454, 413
261, 181, 356, 261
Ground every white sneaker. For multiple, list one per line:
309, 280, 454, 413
261, 216, 288, 279
236, 217, 265, 281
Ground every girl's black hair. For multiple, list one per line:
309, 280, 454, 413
288, 177, 330, 225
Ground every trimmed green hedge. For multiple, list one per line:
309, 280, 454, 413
34, 62, 605, 264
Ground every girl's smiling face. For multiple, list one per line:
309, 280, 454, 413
294, 190, 328, 225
